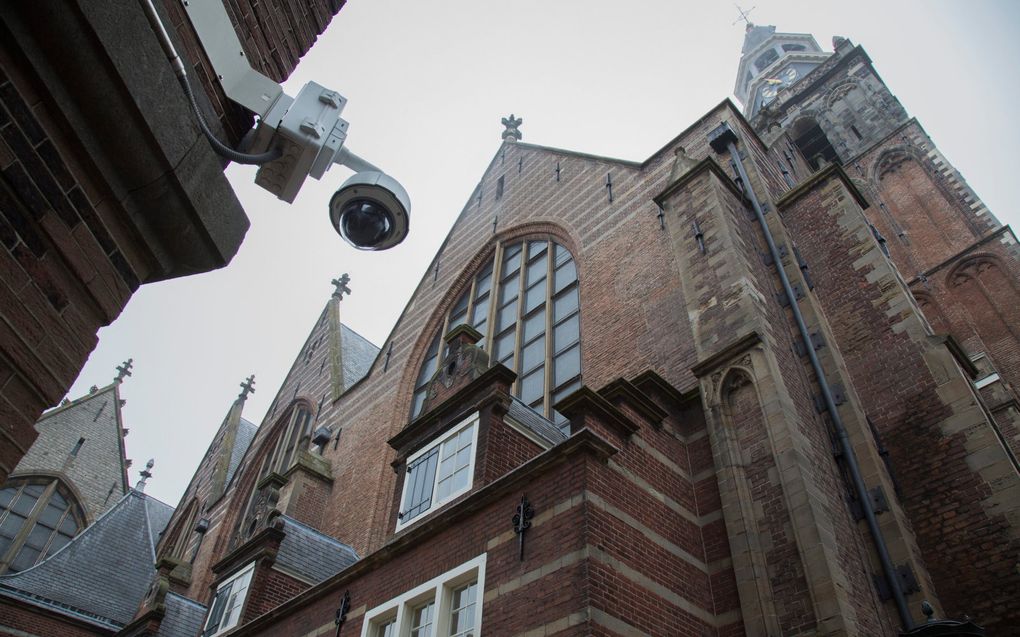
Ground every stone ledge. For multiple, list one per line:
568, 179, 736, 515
690, 331, 762, 378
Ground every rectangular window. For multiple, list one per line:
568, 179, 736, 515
397, 414, 479, 531
203, 562, 255, 637
362, 555, 486, 637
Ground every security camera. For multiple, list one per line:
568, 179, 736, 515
329, 171, 410, 251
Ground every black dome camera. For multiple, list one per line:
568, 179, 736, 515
329, 171, 410, 251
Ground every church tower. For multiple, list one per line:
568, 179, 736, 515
111, 17, 1020, 637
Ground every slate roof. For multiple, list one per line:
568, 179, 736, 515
506, 397, 567, 446
0, 489, 173, 629
226, 417, 258, 486
340, 324, 379, 388
155, 592, 207, 637
276, 515, 359, 584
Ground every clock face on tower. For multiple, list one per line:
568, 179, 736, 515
754, 65, 801, 113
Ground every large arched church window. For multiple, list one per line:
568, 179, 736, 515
411, 238, 581, 430
0, 478, 84, 574
230, 403, 313, 549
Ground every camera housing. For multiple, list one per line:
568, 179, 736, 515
329, 171, 410, 251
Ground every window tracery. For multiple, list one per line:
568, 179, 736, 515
411, 238, 581, 431
0, 477, 84, 573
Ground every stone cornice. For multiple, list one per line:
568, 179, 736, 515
597, 378, 667, 428
388, 364, 516, 456
690, 331, 763, 378
555, 387, 640, 439
774, 162, 870, 211
652, 157, 748, 208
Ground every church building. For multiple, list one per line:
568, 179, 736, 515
6, 18, 1020, 637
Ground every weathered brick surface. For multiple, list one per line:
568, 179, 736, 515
780, 170, 1020, 632
0, 597, 107, 637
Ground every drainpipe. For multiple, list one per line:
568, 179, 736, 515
708, 123, 914, 631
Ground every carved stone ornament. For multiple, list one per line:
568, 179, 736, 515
142, 573, 170, 611
422, 326, 490, 413
230, 482, 283, 551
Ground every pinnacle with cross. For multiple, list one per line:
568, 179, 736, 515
501, 114, 523, 142
332, 273, 352, 300
135, 458, 154, 491
239, 374, 256, 400
732, 3, 755, 28
114, 358, 134, 384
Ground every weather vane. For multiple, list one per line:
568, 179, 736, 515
732, 4, 755, 27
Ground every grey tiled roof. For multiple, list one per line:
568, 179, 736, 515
226, 417, 258, 486
341, 324, 379, 388
155, 592, 207, 637
507, 397, 567, 446
276, 515, 358, 584
0, 489, 172, 629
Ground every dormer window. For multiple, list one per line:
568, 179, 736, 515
782, 43, 806, 52
396, 413, 479, 531
202, 561, 255, 636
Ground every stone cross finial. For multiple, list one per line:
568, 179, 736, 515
135, 458, 154, 491
114, 358, 134, 384
239, 374, 256, 400
732, 3, 755, 28
501, 114, 523, 142
332, 273, 352, 300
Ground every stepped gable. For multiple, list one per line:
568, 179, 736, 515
0, 489, 173, 629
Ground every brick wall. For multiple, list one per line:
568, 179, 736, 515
779, 169, 1020, 632
0, 595, 109, 637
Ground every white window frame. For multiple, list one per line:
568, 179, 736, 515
395, 413, 479, 532
975, 372, 1001, 389
361, 554, 486, 637
202, 561, 255, 637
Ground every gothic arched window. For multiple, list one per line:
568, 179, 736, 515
0, 478, 84, 574
412, 238, 581, 430
260, 404, 314, 480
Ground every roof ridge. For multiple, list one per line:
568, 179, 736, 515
36, 382, 120, 422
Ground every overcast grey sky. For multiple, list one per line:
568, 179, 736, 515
65, 0, 1020, 506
